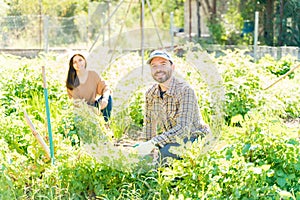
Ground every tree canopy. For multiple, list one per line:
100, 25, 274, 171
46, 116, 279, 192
2, 0, 300, 47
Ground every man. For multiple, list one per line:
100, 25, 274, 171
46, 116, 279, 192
135, 50, 210, 162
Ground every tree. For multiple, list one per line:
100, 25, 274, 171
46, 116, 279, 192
262, 0, 275, 45
143, 0, 185, 29
4, 0, 88, 17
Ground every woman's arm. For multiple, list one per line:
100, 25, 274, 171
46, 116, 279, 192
96, 74, 111, 109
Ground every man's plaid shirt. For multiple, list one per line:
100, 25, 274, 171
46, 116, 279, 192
144, 77, 210, 147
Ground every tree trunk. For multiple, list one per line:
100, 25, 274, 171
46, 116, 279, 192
202, 0, 217, 19
264, 0, 274, 45
277, 0, 284, 46
197, 0, 201, 38
212, 0, 216, 16
189, 0, 192, 41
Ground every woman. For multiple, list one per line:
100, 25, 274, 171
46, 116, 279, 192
66, 53, 112, 122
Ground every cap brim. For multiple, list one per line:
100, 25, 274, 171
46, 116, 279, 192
146, 55, 173, 64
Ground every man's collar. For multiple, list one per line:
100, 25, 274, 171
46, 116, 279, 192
153, 77, 176, 97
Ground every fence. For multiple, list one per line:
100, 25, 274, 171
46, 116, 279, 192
0, 2, 137, 51
0, 15, 88, 50
207, 45, 300, 60
0, 13, 181, 57
1, 12, 299, 60
256, 46, 300, 60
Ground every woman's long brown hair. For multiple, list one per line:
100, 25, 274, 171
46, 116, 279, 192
66, 54, 86, 90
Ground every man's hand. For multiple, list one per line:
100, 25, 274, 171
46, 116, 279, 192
134, 140, 156, 155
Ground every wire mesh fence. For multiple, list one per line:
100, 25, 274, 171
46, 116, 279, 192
0, 15, 88, 49
0, 2, 128, 50
0, 1, 173, 51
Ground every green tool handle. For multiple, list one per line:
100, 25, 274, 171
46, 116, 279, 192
42, 66, 55, 164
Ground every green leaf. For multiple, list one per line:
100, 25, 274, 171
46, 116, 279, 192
276, 169, 285, 177
294, 163, 300, 171
287, 173, 295, 180
277, 177, 286, 187
225, 148, 233, 160
242, 143, 251, 155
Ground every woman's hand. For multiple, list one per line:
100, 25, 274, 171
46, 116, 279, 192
99, 98, 108, 110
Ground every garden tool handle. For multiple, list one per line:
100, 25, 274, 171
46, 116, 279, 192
24, 110, 51, 160
42, 66, 47, 89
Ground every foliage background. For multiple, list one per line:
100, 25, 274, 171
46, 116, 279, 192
1, 0, 300, 49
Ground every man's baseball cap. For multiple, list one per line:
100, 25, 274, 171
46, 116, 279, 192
146, 50, 174, 64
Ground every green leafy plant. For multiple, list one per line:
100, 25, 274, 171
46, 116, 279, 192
0, 48, 299, 199
262, 55, 295, 78
215, 49, 264, 125
207, 18, 226, 45
158, 114, 300, 199
128, 90, 144, 128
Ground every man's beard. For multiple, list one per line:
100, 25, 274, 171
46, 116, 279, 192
152, 70, 172, 83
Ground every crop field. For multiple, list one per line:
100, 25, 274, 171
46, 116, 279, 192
0, 44, 299, 199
